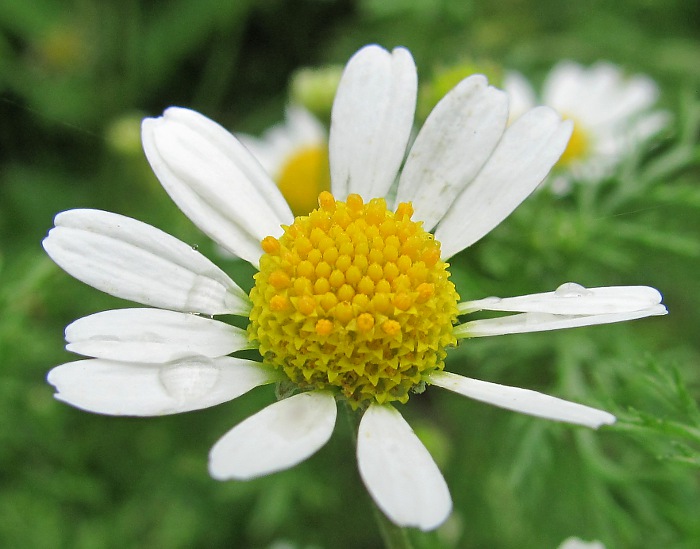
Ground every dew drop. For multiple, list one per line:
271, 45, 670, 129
554, 282, 593, 298
158, 357, 220, 403
191, 244, 199, 251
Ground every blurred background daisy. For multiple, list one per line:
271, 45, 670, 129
504, 61, 670, 190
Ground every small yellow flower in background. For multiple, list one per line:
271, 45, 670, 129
105, 112, 146, 157
289, 65, 343, 122
416, 59, 504, 121
43, 45, 666, 531
238, 107, 330, 217
33, 24, 90, 72
504, 61, 669, 186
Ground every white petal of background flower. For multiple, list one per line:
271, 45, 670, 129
458, 305, 668, 338
66, 308, 252, 363
503, 71, 537, 122
558, 537, 606, 549
435, 106, 573, 259
43, 209, 249, 315
238, 106, 326, 179
142, 107, 294, 267
429, 371, 616, 429
357, 404, 452, 531
209, 391, 337, 480
543, 62, 588, 114
48, 357, 278, 416
329, 45, 417, 201
396, 75, 509, 231
460, 284, 664, 315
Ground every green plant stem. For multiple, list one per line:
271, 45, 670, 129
343, 404, 416, 549
372, 504, 416, 549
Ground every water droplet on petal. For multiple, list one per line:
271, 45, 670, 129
554, 282, 593, 298
158, 357, 220, 404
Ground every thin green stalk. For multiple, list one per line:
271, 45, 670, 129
343, 404, 416, 549
372, 504, 416, 549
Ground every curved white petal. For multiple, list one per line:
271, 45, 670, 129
430, 371, 615, 429
142, 107, 294, 267
460, 284, 664, 315
436, 107, 573, 258
329, 45, 417, 201
209, 391, 336, 480
66, 308, 252, 363
47, 357, 278, 416
357, 404, 452, 531
43, 209, 249, 315
396, 75, 509, 231
456, 305, 668, 338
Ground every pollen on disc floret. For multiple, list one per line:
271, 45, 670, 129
248, 191, 460, 408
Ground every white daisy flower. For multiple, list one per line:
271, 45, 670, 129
238, 106, 329, 217
504, 61, 669, 184
43, 45, 667, 532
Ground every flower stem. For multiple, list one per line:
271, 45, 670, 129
372, 504, 416, 549
343, 404, 416, 549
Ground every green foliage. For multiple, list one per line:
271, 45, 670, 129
1, 0, 699, 547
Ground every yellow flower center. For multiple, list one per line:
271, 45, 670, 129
558, 118, 590, 166
277, 146, 331, 216
248, 192, 459, 408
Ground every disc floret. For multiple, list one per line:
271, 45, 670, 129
249, 191, 459, 407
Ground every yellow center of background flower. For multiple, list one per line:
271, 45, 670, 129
277, 146, 331, 216
248, 192, 459, 408
558, 118, 590, 166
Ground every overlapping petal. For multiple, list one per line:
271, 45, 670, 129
357, 404, 452, 530
329, 45, 417, 201
42, 209, 249, 315
456, 283, 667, 337
209, 391, 337, 480
66, 308, 252, 363
459, 284, 664, 315
435, 106, 573, 258
142, 107, 294, 267
457, 306, 668, 338
429, 371, 615, 429
48, 357, 278, 416
396, 75, 509, 231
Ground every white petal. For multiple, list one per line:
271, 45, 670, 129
543, 61, 588, 113
558, 537, 606, 549
329, 45, 417, 201
47, 357, 278, 416
460, 284, 664, 315
502, 71, 538, 122
456, 305, 668, 338
66, 308, 252, 362
357, 404, 452, 531
142, 107, 294, 267
396, 75, 509, 231
209, 391, 336, 480
238, 106, 326, 178
43, 209, 249, 315
436, 107, 573, 258
429, 371, 615, 429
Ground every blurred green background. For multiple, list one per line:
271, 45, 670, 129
1, 1, 699, 548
